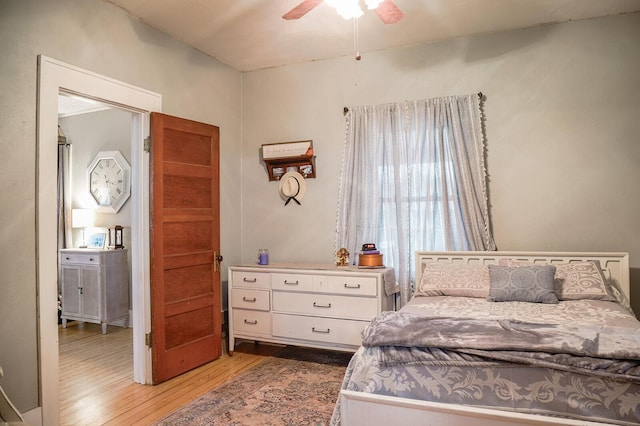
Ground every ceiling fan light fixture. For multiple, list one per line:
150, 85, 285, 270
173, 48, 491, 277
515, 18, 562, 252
282, 0, 403, 24
325, 0, 363, 20
364, 0, 384, 10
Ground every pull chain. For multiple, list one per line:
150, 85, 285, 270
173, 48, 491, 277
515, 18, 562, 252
353, 18, 361, 61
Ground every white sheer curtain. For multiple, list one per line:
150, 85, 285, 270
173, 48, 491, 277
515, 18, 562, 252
336, 94, 495, 307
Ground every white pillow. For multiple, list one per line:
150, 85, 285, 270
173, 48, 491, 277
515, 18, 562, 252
415, 262, 489, 298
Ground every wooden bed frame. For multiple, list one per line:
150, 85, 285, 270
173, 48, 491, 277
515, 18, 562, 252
339, 251, 631, 426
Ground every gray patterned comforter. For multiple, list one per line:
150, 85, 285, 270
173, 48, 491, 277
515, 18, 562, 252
331, 296, 640, 425
363, 311, 640, 363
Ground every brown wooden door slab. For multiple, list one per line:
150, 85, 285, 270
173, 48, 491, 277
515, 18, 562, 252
150, 112, 222, 384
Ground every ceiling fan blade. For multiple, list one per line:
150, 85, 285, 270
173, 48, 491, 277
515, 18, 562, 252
375, 0, 404, 24
283, 0, 324, 20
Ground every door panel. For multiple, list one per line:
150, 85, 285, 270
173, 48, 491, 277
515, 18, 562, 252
150, 112, 221, 384
61, 267, 81, 317
80, 267, 101, 319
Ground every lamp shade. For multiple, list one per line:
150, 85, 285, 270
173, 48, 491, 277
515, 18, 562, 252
71, 209, 94, 228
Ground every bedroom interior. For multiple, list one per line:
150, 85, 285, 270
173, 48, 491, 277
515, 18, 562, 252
1, 0, 640, 425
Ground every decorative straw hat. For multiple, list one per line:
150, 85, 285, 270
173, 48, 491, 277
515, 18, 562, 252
278, 171, 306, 205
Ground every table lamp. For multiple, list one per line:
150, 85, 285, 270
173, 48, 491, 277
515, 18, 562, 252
71, 208, 94, 248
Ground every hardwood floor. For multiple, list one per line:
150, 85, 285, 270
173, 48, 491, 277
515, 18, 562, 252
59, 322, 280, 425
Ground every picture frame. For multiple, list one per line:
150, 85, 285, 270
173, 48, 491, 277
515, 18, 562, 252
262, 140, 313, 159
87, 233, 106, 249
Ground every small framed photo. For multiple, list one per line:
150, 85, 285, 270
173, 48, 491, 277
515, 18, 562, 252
272, 167, 285, 179
300, 164, 313, 177
87, 233, 106, 249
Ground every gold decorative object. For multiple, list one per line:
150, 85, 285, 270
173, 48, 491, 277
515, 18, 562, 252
336, 248, 350, 266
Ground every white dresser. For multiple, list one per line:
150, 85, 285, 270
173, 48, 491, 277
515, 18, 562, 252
59, 249, 129, 334
228, 264, 395, 354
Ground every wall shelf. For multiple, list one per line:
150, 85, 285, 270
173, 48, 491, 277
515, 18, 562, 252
262, 140, 316, 181
263, 155, 316, 181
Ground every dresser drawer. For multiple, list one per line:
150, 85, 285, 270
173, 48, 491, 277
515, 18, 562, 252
316, 275, 378, 296
231, 289, 270, 311
271, 273, 314, 292
232, 309, 271, 335
60, 253, 102, 265
232, 271, 270, 289
272, 291, 378, 320
272, 313, 367, 346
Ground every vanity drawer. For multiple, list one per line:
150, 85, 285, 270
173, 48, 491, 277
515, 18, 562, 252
272, 291, 378, 320
232, 271, 270, 289
231, 289, 270, 311
271, 273, 314, 292
232, 309, 271, 335
60, 252, 101, 265
272, 313, 367, 346
316, 275, 378, 296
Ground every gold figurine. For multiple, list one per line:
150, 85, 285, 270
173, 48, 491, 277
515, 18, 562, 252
336, 248, 350, 266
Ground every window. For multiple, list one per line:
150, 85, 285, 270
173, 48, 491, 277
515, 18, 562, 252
336, 95, 495, 306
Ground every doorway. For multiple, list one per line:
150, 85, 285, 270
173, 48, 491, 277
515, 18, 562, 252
37, 56, 162, 425
57, 97, 134, 416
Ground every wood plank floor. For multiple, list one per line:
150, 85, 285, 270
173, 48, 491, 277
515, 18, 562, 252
59, 322, 280, 425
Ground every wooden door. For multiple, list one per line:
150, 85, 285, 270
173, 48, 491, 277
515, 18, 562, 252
150, 112, 222, 384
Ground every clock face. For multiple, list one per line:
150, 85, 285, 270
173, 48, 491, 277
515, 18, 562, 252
87, 151, 131, 213
90, 159, 123, 206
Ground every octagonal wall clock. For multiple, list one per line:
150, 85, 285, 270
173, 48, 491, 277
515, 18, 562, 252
87, 150, 131, 213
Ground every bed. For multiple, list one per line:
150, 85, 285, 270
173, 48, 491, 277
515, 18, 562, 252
331, 251, 640, 426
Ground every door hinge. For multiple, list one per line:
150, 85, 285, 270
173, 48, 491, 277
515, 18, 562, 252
144, 136, 151, 153
145, 332, 152, 348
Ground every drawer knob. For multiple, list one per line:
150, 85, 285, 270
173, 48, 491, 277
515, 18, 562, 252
312, 327, 330, 334
344, 283, 361, 289
313, 302, 332, 308
243, 277, 257, 283
243, 319, 258, 325
242, 297, 257, 303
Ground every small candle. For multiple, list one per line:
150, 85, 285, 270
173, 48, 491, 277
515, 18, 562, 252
258, 249, 269, 265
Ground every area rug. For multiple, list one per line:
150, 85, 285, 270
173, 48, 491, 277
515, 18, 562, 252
154, 346, 353, 425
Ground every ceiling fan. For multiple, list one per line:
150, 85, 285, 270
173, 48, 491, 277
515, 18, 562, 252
283, 0, 404, 24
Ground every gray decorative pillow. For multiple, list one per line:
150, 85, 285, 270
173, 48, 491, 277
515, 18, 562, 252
488, 265, 558, 303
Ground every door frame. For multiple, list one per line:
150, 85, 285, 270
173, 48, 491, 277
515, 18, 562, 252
37, 56, 162, 425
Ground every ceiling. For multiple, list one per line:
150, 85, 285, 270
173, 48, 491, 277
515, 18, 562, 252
104, 0, 640, 72
58, 93, 111, 117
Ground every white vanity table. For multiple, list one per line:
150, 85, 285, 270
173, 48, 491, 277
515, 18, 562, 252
59, 248, 129, 334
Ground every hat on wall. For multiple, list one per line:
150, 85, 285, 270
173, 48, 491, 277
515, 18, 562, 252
279, 171, 306, 206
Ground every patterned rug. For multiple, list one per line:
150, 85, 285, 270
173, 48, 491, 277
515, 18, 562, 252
154, 346, 353, 425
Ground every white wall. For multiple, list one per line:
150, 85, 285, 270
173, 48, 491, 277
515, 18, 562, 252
241, 14, 640, 303
0, 0, 241, 413
59, 108, 132, 246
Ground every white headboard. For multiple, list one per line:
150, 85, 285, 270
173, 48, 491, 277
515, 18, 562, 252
415, 251, 630, 299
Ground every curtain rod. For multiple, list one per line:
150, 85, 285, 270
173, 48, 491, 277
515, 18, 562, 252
343, 92, 484, 115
